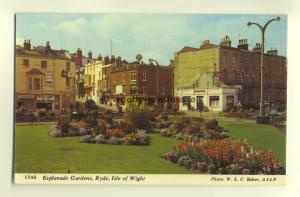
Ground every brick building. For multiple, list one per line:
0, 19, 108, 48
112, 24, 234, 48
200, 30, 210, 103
173, 36, 287, 111
100, 55, 173, 104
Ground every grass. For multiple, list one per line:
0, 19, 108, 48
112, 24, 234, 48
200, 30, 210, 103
14, 124, 192, 174
219, 117, 286, 167
14, 115, 286, 173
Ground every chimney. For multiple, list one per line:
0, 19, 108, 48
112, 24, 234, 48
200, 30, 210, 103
220, 36, 231, 47
104, 56, 109, 65
267, 48, 278, 55
88, 51, 92, 60
201, 40, 210, 47
237, 39, 249, 50
23, 39, 31, 50
77, 48, 82, 57
253, 43, 262, 53
45, 41, 51, 53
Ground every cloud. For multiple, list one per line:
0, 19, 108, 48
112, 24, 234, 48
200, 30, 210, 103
90, 14, 200, 63
37, 18, 88, 38
53, 18, 88, 37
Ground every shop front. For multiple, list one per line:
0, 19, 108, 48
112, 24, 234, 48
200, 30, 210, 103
16, 93, 61, 112
177, 87, 240, 112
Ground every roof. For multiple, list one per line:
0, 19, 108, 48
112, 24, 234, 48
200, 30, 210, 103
16, 45, 74, 61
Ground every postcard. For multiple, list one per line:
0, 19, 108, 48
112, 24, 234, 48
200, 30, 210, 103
14, 13, 287, 185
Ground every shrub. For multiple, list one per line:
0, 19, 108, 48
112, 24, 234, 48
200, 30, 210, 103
165, 139, 285, 174
56, 119, 70, 134
124, 109, 152, 131
205, 119, 218, 130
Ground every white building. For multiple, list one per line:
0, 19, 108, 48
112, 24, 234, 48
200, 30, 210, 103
83, 59, 104, 103
175, 73, 241, 112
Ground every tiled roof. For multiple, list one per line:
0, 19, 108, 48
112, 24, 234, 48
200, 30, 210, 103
16, 45, 73, 60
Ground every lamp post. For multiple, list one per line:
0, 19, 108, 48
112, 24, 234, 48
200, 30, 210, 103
247, 16, 280, 117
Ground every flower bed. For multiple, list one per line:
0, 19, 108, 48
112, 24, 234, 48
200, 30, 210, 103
49, 120, 88, 138
164, 139, 285, 174
160, 118, 228, 141
81, 130, 150, 146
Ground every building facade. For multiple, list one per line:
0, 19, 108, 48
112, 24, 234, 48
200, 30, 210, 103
97, 55, 173, 104
83, 56, 105, 102
173, 36, 287, 111
15, 40, 76, 112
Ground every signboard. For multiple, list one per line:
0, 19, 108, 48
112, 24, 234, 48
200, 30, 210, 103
44, 71, 53, 86
194, 88, 206, 93
36, 95, 55, 102
17, 94, 35, 99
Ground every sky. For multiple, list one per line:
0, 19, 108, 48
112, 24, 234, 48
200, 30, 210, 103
16, 13, 287, 65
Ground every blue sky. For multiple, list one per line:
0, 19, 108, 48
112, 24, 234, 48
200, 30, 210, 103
16, 13, 287, 65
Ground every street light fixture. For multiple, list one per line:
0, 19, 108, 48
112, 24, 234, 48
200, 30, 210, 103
247, 16, 280, 117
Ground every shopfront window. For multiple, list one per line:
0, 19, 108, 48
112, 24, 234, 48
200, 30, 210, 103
209, 96, 219, 107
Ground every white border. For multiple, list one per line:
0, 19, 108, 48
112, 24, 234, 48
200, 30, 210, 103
1, 0, 300, 196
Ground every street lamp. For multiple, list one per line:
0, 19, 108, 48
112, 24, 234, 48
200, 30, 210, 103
247, 16, 280, 117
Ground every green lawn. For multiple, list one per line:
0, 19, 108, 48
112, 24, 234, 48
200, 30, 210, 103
14, 124, 192, 174
14, 117, 286, 173
219, 117, 286, 167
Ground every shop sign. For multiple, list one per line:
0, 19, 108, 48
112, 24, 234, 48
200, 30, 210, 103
194, 88, 206, 93
17, 94, 35, 99
36, 95, 55, 102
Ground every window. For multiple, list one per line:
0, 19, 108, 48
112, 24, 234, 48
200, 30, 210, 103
130, 85, 137, 94
142, 71, 147, 81
23, 59, 29, 67
209, 96, 219, 107
130, 71, 136, 81
41, 61, 47, 68
33, 78, 41, 90
161, 87, 165, 95
66, 62, 70, 71
182, 96, 191, 106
